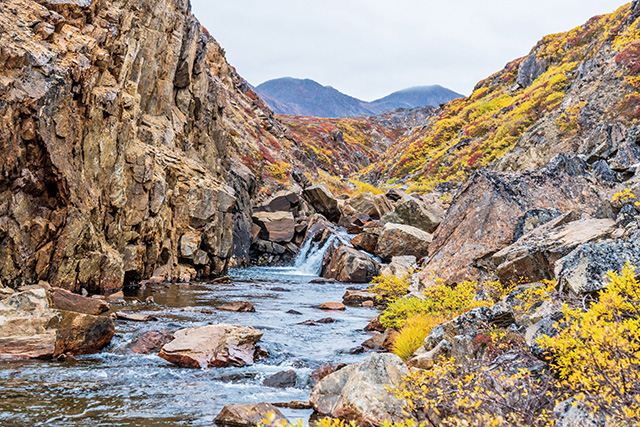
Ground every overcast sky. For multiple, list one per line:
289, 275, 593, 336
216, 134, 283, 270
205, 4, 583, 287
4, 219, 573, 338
191, 1, 627, 101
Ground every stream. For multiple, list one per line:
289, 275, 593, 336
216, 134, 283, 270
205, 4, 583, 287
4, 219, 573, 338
0, 242, 378, 426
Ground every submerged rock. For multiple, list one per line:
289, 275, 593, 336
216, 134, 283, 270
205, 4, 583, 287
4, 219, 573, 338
218, 301, 256, 313
127, 330, 173, 355
158, 324, 263, 369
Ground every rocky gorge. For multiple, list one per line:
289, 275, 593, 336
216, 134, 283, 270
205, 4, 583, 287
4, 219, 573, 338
2, 0, 640, 426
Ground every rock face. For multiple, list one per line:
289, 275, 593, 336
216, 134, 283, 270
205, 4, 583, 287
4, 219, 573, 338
555, 237, 640, 294
0, 0, 315, 292
321, 243, 379, 283
0, 288, 114, 359
492, 213, 616, 284
252, 212, 296, 243
310, 353, 409, 426
381, 197, 444, 233
344, 193, 393, 220
158, 324, 263, 368
302, 185, 341, 222
376, 223, 432, 261
421, 157, 609, 287
214, 403, 288, 427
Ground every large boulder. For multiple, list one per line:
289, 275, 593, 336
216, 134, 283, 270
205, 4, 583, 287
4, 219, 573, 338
420, 156, 609, 287
0, 288, 114, 359
555, 237, 640, 294
214, 403, 288, 427
303, 185, 341, 222
310, 353, 409, 426
252, 211, 296, 243
158, 324, 263, 368
344, 193, 393, 220
351, 231, 379, 254
492, 213, 616, 284
380, 256, 418, 279
50, 287, 110, 316
321, 243, 379, 283
255, 191, 301, 213
376, 223, 432, 261
381, 197, 445, 233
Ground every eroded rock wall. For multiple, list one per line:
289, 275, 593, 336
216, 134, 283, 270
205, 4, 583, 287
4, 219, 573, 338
0, 0, 278, 292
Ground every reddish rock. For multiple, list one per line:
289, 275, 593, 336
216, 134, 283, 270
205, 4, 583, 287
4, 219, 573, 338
342, 290, 376, 307
263, 370, 297, 388
345, 193, 393, 220
310, 363, 348, 386
252, 211, 296, 243
128, 331, 173, 354
321, 244, 379, 284
375, 223, 432, 261
303, 185, 341, 222
49, 288, 110, 316
218, 301, 256, 312
351, 232, 379, 254
318, 302, 346, 311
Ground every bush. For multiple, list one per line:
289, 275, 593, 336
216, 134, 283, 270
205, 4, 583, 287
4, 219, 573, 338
539, 264, 640, 423
369, 274, 411, 305
392, 314, 448, 361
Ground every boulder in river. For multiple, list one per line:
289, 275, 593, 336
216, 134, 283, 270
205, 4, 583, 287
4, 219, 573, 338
263, 370, 297, 388
318, 302, 346, 311
310, 363, 347, 386
342, 290, 377, 307
321, 243, 379, 283
310, 353, 408, 426
50, 288, 110, 316
351, 232, 379, 254
375, 223, 432, 261
0, 288, 114, 359
158, 324, 264, 368
214, 402, 288, 427
218, 301, 256, 312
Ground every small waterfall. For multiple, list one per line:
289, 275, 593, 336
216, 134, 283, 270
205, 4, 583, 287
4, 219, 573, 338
293, 230, 353, 276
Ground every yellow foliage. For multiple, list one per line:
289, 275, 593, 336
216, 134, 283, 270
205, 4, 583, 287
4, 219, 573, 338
392, 314, 448, 361
539, 264, 640, 423
612, 188, 639, 205
260, 414, 357, 427
369, 274, 411, 304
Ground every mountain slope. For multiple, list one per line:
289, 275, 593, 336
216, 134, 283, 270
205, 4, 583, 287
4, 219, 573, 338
256, 77, 461, 118
364, 2, 640, 192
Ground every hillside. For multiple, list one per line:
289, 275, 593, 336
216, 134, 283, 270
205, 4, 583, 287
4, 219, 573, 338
255, 77, 461, 118
363, 2, 640, 192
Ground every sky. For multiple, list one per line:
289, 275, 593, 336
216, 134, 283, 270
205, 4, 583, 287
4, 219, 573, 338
191, 0, 628, 101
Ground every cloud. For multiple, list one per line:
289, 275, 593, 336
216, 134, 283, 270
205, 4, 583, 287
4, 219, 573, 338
191, 0, 626, 100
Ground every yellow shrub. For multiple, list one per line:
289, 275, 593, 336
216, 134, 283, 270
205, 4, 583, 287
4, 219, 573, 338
539, 264, 640, 423
369, 274, 411, 304
392, 314, 448, 361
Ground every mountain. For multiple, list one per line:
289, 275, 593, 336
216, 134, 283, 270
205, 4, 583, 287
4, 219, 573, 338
255, 77, 462, 118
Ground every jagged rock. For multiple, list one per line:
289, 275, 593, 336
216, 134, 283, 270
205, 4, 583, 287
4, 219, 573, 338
525, 311, 565, 358
338, 215, 368, 234
218, 301, 256, 313
423, 307, 493, 355
126, 330, 173, 355
344, 193, 393, 220
310, 363, 348, 386
361, 329, 398, 351
303, 185, 341, 222
351, 232, 379, 254
420, 157, 608, 287
380, 256, 418, 279
555, 238, 640, 294
376, 223, 432, 261
49, 288, 110, 316
263, 370, 297, 388
493, 213, 616, 284
321, 244, 379, 283
214, 403, 288, 427
255, 191, 301, 213
342, 290, 376, 307
252, 212, 296, 243
0, 289, 114, 359
513, 208, 562, 242
158, 324, 263, 369
385, 188, 409, 202
0, 0, 270, 292
310, 353, 408, 426
381, 197, 444, 233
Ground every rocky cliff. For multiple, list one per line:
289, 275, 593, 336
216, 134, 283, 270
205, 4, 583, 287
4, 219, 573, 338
0, 0, 305, 292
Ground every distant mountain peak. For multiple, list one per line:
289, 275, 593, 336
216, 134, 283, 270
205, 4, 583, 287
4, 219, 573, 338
255, 78, 463, 118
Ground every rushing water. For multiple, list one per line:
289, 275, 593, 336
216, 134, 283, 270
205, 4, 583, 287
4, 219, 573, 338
0, 243, 378, 426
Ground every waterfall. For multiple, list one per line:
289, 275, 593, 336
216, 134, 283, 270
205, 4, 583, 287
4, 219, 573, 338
293, 230, 353, 276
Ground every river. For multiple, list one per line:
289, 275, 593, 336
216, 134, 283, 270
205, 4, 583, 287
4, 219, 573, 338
0, 245, 378, 426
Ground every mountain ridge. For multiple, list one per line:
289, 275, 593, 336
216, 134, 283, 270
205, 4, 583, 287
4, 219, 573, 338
255, 77, 463, 118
